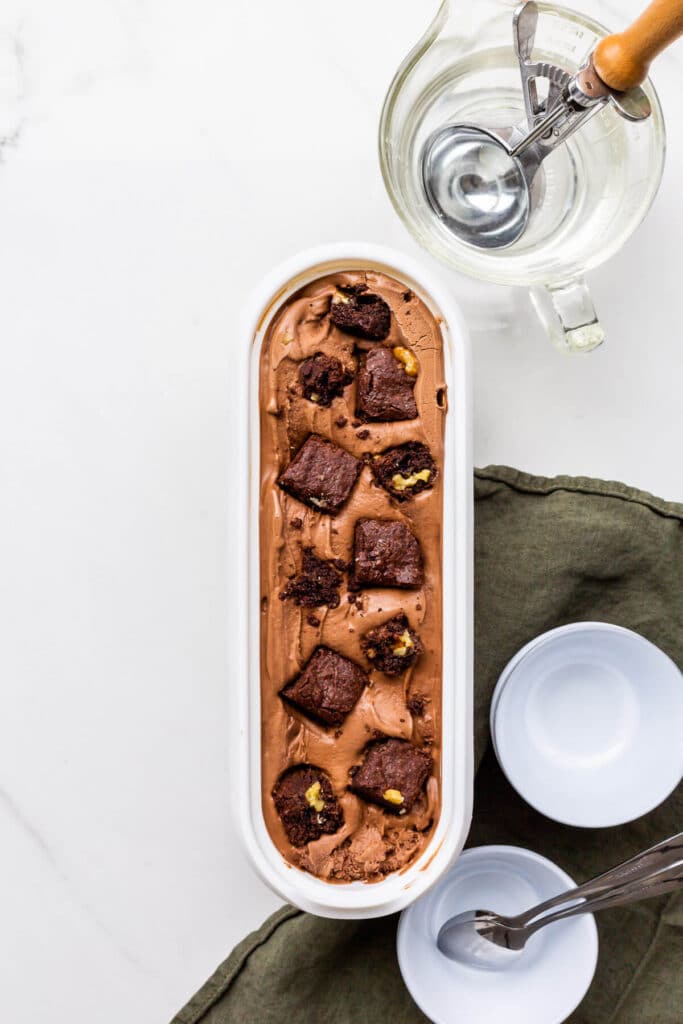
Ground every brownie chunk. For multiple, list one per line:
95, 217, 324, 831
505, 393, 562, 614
281, 646, 368, 725
273, 765, 344, 846
278, 434, 362, 513
280, 548, 343, 608
299, 352, 353, 406
407, 693, 426, 716
352, 518, 424, 589
356, 346, 418, 422
371, 442, 436, 501
330, 285, 391, 341
349, 738, 432, 813
361, 613, 423, 676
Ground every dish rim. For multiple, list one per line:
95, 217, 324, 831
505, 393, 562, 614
235, 242, 473, 917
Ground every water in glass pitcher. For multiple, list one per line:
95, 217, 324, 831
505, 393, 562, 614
388, 46, 663, 287
380, 1, 665, 290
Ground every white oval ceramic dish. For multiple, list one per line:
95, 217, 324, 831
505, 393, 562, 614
397, 845, 598, 1024
491, 623, 683, 828
233, 243, 473, 918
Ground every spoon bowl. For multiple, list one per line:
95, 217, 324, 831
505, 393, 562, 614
437, 909, 524, 967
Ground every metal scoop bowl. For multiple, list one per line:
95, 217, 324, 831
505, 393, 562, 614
421, 121, 545, 249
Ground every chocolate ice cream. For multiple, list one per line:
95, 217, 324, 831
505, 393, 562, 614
259, 269, 446, 882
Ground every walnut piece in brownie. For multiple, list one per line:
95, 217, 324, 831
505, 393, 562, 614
352, 518, 424, 589
299, 352, 353, 406
349, 738, 432, 814
361, 613, 423, 676
371, 441, 436, 501
278, 434, 361, 513
280, 646, 369, 726
280, 548, 343, 608
356, 345, 418, 422
273, 765, 344, 846
330, 284, 391, 341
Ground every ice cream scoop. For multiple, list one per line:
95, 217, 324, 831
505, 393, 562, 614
421, 0, 683, 249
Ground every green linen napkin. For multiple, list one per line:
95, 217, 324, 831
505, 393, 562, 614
173, 467, 683, 1024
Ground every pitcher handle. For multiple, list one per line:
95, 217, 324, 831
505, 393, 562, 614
530, 278, 606, 352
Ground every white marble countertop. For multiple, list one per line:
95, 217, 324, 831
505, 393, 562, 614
1, 1, 681, 1022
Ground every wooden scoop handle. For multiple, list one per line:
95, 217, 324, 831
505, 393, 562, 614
594, 0, 683, 90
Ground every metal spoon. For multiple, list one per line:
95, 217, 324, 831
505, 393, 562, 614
438, 831, 683, 966
421, 0, 681, 250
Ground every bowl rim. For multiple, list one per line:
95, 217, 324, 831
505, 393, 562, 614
490, 621, 683, 828
397, 843, 599, 1024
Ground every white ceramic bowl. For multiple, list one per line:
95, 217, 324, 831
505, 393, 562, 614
233, 243, 473, 918
397, 845, 598, 1024
491, 623, 683, 828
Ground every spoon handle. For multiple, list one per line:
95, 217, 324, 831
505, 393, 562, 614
595, 0, 683, 90
524, 859, 683, 939
511, 831, 683, 928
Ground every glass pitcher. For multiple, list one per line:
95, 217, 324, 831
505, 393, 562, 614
379, 0, 666, 351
